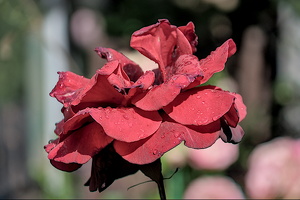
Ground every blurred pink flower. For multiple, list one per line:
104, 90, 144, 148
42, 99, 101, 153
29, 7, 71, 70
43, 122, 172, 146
245, 137, 300, 199
183, 175, 245, 199
188, 138, 239, 170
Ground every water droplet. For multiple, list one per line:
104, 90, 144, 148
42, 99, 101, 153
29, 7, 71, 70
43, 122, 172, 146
201, 117, 209, 124
140, 129, 145, 133
161, 134, 165, 138
174, 132, 181, 138
123, 114, 129, 120
196, 95, 201, 99
212, 115, 221, 121
128, 123, 133, 127
201, 101, 205, 104
153, 149, 158, 155
139, 134, 145, 139
105, 114, 109, 119
48, 139, 55, 144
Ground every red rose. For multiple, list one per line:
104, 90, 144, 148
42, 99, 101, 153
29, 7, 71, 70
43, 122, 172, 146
44, 19, 246, 194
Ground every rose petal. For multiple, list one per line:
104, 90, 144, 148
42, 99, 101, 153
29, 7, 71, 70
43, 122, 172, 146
223, 104, 239, 127
61, 108, 94, 140
230, 92, 247, 122
178, 22, 198, 53
95, 47, 143, 82
131, 70, 155, 90
50, 71, 89, 106
220, 124, 245, 144
114, 120, 220, 165
54, 120, 64, 136
131, 19, 176, 69
198, 39, 236, 85
127, 70, 155, 99
163, 86, 236, 125
72, 71, 125, 109
174, 28, 193, 60
51, 64, 125, 108
173, 54, 203, 83
44, 138, 59, 153
132, 74, 193, 111
131, 19, 194, 81
50, 160, 82, 172
48, 122, 113, 164
89, 107, 162, 142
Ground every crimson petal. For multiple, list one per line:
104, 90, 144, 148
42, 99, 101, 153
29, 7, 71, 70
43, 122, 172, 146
89, 107, 162, 142
178, 22, 198, 53
131, 19, 176, 70
195, 39, 236, 86
132, 74, 193, 111
48, 122, 113, 164
50, 160, 82, 172
230, 92, 247, 122
163, 86, 236, 125
114, 120, 220, 165
50, 71, 90, 107
220, 124, 245, 144
72, 69, 125, 109
127, 71, 155, 98
95, 47, 143, 82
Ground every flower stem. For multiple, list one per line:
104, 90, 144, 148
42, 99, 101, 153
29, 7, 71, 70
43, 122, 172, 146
157, 173, 166, 200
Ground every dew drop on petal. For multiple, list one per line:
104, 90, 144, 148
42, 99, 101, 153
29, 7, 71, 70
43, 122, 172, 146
123, 114, 129, 120
48, 139, 55, 144
139, 134, 145, 139
174, 132, 181, 138
201, 117, 209, 124
153, 149, 158, 155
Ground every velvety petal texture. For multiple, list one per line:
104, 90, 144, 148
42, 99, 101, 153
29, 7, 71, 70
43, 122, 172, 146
163, 86, 237, 125
45, 19, 246, 193
48, 122, 113, 164
114, 119, 221, 164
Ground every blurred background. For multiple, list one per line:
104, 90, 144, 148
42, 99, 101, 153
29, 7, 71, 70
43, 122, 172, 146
1, 0, 300, 199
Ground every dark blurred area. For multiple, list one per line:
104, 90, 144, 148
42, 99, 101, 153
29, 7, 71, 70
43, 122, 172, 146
1, 0, 300, 199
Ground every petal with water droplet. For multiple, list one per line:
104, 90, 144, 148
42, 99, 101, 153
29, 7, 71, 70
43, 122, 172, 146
132, 74, 192, 111
114, 119, 220, 165
48, 122, 113, 164
163, 86, 236, 125
90, 107, 162, 142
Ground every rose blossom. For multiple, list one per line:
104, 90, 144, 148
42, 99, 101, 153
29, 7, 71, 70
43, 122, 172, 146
245, 137, 300, 199
188, 138, 239, 170
183, 176, 245, 199
44, 19, 246, 192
